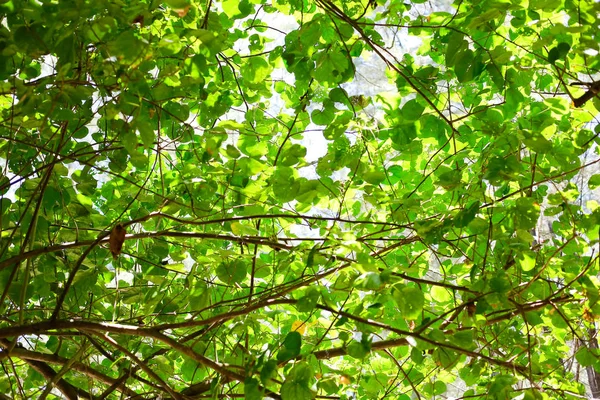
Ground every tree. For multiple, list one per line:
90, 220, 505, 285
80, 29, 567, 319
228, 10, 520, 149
1, 0, 600, 398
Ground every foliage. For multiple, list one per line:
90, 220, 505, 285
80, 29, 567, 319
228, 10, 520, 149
1, 0, 600, 398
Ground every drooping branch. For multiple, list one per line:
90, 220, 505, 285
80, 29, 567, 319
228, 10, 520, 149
0, 341, 138, 397
89, 332, 183, 400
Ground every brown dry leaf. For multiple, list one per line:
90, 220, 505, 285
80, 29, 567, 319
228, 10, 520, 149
109, 224, 126, 259
175, 6, 190, 17
466, 301, 476, 316
132, 14, 144, 25
583, 307, 596, 322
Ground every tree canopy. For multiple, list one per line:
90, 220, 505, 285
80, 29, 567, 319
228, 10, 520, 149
1, 0, 600, 398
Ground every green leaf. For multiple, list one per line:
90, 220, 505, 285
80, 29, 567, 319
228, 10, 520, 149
548, 42, 570, 64
165, 0, 190, 8
355, 272, 382, 290
226, 144, 241, 158
216, 260, 247, 284
281, 382, 314, 400
454, 49, 484, 83
231, 221, 259, 236
311, 108, 335, 126
296, 287, 320, 312
401, 99, 425, 121
575, 347, 595, 367
489, 374, 517, 397
389, 123, 417, 148
277, 332, 302, 362
136, 119, 155, 148
393, 285, 424, 320
589, 174, 600, 189
347, 340, 371, 359
452, 330, 475, 350
424, 380, 447, 396
430, 286, 452, 303
454, 201, 480, 228
242, 57, 272, 84
281, 362, 314, 400
433, 347, 460, 369
489, 272, 511, 293
313, 47, 352, 84
436, 169, 462, 190
260, 360, 278, 384
445, 32, 468, 67
107, 31, 146, 64
244, 378, 264, 400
